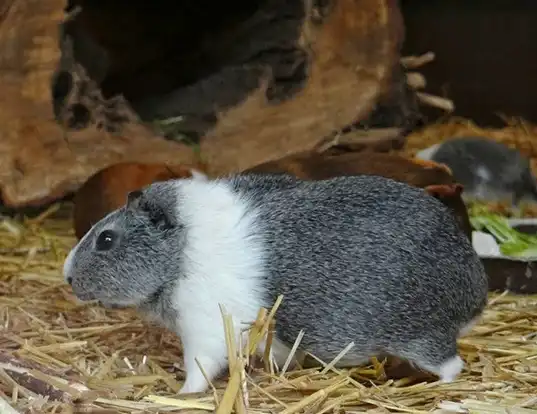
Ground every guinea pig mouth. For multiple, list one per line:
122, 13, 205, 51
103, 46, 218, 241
68, 282, 101, 302
71, 287, 135, 308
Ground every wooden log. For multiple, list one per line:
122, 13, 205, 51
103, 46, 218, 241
0, 0, 405, 207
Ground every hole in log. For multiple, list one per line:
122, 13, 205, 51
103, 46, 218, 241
51, 70, 74, 118
67, 103, 92, 129
57, 0, 314, 137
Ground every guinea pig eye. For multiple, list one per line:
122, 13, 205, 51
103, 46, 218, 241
95, 230, 117, 251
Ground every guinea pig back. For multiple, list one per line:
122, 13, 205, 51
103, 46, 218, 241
244, 151, 472, 239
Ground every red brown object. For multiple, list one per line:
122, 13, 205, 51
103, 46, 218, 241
245, 151, 472, 239
411, 158, 453, 175
424, 183, 463, 199
73, 163, 201, 239
245, 150, 452, 185
423, 183, 470, 237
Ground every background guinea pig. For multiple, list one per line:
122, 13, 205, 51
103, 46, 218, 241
245, 151, 472, 240
415, 136, 537, 206
73, 162, 206, 239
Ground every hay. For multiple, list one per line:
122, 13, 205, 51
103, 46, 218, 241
2, 204, 537, 413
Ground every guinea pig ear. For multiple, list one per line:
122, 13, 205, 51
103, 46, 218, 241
144, 198, 178, 230
126, 190, 143, 212
126, 189, 177, 229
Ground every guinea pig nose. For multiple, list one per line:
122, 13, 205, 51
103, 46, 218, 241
66, 276, 73, 285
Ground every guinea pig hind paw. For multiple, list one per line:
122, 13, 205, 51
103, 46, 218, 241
179, 373, 210, 395
437, 355, 464, 383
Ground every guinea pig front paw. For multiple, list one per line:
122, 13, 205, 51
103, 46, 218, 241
179, 352, 228, 395
179, 370, 214, 395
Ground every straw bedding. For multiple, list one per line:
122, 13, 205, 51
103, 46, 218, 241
3, 119, 537, 413
2, 205, 537, 414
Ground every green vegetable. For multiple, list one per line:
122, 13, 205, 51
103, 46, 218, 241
469, 203, 537, 259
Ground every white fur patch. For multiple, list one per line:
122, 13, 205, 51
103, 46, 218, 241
189, 168, 208, 181
168, 179, 268, 394
438, 355, 464, 383
475, 165, 491, 181
415, 143, 441, 161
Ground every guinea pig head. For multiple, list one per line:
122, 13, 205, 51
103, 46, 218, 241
64, 181, 185, 308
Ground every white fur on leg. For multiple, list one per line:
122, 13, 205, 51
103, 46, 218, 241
438, 355, 464, 383
179, 347, 226, 394
169, 179, 268, 394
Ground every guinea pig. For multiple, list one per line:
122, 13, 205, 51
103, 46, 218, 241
245, 151, 472, 239
73, 162, 207, 240
63, 173, 488, 394
415, 136, 537, 206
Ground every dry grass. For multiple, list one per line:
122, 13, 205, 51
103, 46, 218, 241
1, 203, 537, 413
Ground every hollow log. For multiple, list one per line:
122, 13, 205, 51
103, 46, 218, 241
0, 0, 406, 207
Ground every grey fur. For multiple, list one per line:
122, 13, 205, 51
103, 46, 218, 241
228, 174, 488, 368
421, 136, 537, 205
65, 173, 488, 382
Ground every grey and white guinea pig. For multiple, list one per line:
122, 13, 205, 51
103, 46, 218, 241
63, 173, 488, 394
416, 136, 537, 205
